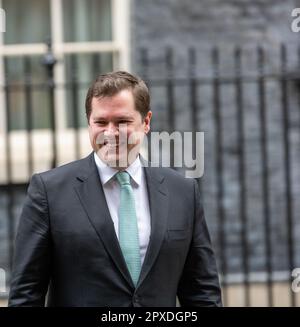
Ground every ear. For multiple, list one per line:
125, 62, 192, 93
143, 111, 152, 134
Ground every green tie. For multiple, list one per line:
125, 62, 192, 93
115, 171, 141, 286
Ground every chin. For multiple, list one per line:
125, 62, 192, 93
101, 152, 128, 168
96, 145, 139, 168
108, 158, 129, 169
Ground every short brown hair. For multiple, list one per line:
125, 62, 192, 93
85, 71, 150, 122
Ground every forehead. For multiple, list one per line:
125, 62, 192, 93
91, 89, 135, 113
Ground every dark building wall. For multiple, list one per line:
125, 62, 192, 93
132, 0, 299, 49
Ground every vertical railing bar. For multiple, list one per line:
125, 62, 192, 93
298, 46, 300, 172
212, 46, 228, 306
70, 54, 80, 160
257, 46, 273, 306
140, 48, 151, 162
234, 46, 250, 307
49, 73, 57, 169
140, 48, 149, 82
4, 57, 15, 273
280, 43, 295, 307
23, 56, 34, 177
42, 40, 57, 169
165, 48, 175, 169
92, 52, 100, 78
188, 48, 202, 191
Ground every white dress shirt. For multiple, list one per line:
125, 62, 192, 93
93, 152, 151, 266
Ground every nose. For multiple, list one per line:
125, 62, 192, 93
105, 122, 118, 134
103, 123, 119, 143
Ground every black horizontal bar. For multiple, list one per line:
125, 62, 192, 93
1, 72, 300, 92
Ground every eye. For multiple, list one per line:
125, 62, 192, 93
118, 120, 131, 124
95, 121, 106, 125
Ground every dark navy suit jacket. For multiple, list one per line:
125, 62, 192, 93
8, 152, 222, 307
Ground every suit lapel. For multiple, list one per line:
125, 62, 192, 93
136, 163, 169, 288
74, 153, 134, 288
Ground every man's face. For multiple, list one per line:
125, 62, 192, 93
88, 89, 152, 169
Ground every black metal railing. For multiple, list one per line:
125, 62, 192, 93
138, 45, 299, 306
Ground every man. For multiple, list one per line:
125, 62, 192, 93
8, 71, 222, 307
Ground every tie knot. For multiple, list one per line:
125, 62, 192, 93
116, 171, 131, 186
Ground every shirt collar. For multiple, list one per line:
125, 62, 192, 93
93, 152, 142, 187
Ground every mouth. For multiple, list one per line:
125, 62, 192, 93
103, 139, 127, 147
105, 144, 119, 149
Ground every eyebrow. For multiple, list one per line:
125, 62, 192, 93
93, 116, 134, 121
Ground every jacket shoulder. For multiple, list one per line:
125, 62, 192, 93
146, 164, 197, 191
34, 154, 92, 184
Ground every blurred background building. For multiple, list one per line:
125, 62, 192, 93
0, 0, 300, 306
